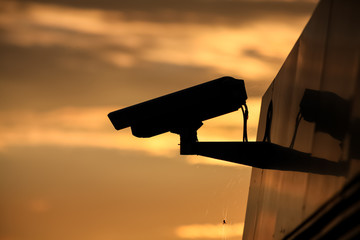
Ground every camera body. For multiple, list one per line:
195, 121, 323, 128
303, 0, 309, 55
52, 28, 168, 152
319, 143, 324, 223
108, 76, 247, 138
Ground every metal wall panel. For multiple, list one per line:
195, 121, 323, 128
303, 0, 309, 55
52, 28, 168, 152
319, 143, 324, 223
243, 0, 360, 239
242, 84, 273, 240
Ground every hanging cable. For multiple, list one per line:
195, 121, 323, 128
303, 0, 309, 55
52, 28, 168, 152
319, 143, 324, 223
289, 110, 303, 149
241, 104, 248, 142
263, 101, 273, 142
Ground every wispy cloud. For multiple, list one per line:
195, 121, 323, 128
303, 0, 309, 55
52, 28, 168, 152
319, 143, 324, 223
1, 0, 265, 161
175, 222, 244, 239
0, 1, 307, 79
5, 0, 317, 25
0, 107, 178, 156
0, 98, 260, 160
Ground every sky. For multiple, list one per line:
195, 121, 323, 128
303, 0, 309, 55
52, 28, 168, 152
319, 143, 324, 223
0, 0, 317, 239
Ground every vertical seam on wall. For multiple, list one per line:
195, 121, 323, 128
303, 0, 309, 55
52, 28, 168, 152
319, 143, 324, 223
253, 83, 274, 239
253, 169, 264, 239
302, 0, 334, 220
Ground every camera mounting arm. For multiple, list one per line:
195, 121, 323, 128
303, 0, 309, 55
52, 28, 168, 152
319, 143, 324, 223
175, 129, 347, 176
168, 121, 203, 155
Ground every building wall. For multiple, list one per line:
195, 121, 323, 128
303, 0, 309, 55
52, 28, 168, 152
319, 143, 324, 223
243, 0, 360, 239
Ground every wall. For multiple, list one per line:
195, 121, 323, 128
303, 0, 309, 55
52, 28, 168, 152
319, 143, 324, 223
243, 0, 360, 239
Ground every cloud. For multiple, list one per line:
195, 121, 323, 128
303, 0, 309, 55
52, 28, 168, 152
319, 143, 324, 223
243, 48, 283, 64
0, 107, 179, 156
0, 1, 267, 159
0, 98, 261, 157
10, 0, 318, 26
1, 0, 309, 113
175, 222, 244, 239
0, 0, 313, 158
0, 43, 222, 111
0, 0, 315, 116
0, 0, 309, 79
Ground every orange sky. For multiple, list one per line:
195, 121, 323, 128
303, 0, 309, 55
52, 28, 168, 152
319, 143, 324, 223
0, 0, 317, 239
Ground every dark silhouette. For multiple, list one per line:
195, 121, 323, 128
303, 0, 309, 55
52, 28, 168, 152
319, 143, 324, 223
187, 142, 347, 176
262, 100, 273, 143
299, 89, 351, 141
108, 77, 349, 176
350, 119, 360, 159
297, 89, 360, 161
289, 89, 360, 161
108, 76, 247, 138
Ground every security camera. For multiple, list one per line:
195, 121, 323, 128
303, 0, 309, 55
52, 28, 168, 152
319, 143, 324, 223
108, 76, 247, 138
107, 77, 347, 176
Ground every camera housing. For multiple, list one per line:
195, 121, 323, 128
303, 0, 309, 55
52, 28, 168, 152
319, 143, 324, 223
108, 76, 247, 138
